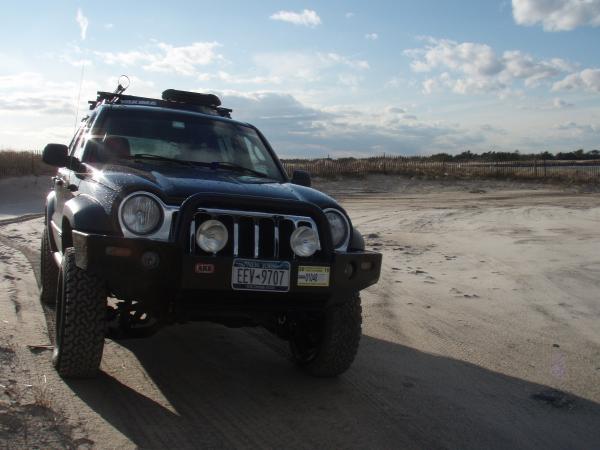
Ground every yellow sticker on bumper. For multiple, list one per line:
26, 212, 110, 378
297, 266, 330, 287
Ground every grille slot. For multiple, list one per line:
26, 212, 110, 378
191, 208, 321, 260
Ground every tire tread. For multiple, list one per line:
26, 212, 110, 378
53, 248, 106, 378
297, 293, 362, 377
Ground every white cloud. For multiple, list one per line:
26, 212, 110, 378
93, 44, 367, 88
216, 91, 484, 157
0, 72, 78, 117
201, 71, 280, 85
337, 74, 362, 88
552, 97, 575, 108
553, 68, 600, 92
252, 51, 369, 84
0, 72, 45, 89
95, 42, 223, 76
320, 52, 369, 70
480, 124, 508, 134
512, 0, 600, 31
554, 121, 600, 135
405, 37, 573, 94
146, 42, 222, 74
365, 33, 379, 40
345, 12, 355, 19
76, 8, 89, 40
422, 78, 438, 94
95, 49, 149, 66
53, 44, 93, 67
104, 23, 114, 29
517, 97, 576, 110
269, 9, 321, 27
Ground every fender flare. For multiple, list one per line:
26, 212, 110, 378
45, 191, 58, 251
349, 227, 365, 251
63, 195, 115, 235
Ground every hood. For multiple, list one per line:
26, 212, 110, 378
88, 162, 343, 211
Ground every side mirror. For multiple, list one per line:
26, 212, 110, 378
42, 143, 69, 167
291, 169, 311, 187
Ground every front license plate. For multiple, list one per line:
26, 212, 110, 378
232, 259, 290, 292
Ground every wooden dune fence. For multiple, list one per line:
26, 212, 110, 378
0, 151, 54, 178
282, 157, 600, 183
1, 151, 599, 183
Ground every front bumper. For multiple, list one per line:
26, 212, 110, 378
72, 231, 382, 306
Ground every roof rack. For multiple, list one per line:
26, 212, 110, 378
88, 89, 233, 118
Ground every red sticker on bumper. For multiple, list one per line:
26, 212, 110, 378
195, 263, 215, 274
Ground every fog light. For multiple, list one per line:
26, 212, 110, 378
360, 261, 373, 271
290, 226, 318, 257
141, 251, 160, 269
196, 219, 228, 253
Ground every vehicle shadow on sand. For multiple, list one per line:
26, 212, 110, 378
67, 323, 600, 450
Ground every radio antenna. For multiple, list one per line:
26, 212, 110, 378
73, 63, 85, 131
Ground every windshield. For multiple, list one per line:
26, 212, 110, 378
88, 108, 284, 181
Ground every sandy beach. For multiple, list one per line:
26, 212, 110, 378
1, 175, 599, 448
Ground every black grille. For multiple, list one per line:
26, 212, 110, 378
190, 209, 319, 260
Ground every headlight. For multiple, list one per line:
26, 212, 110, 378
290, 226, 318, 257
196, 219, 228, 253
325, 209, 349, 248
120, 194, 162, 235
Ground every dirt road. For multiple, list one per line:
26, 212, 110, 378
1, 178, 599, 449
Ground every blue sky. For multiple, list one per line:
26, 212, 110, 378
1, 0, 599, 156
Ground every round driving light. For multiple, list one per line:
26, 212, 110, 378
196, 220, 228, 253
325, 209, 349, 248
121, 194, 162, 235
290, 226, 318, 257
141, 251, 160, 269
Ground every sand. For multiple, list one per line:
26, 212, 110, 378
1, 175, 599, 449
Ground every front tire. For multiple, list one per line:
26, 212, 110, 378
40, 227, 58, 305
53, 248, 107, 378
290, 293, 362, 377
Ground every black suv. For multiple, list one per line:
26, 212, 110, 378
40, 88, 381, 378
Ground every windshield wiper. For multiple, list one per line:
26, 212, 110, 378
211, 161, 270, 179
132, 153, 195, 166
131, 154, 273, 179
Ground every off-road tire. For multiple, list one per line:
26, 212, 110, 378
53, 248, 107, 378
40, 227, 59, 305
290, 293, 362, 377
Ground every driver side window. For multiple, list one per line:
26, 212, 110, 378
69, 127, 86, 160
72, 114, 97, 161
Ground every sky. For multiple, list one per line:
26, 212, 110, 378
1, 0, 599, 157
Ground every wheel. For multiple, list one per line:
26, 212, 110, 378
40, 227, 59, 305
52, 248, 107, 378
289, 293, 362, 377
